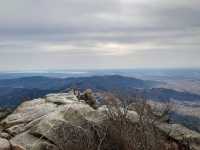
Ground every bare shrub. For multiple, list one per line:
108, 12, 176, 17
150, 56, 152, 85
99, 92, 177, 150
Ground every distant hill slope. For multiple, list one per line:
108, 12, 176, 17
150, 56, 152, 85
0, 75, 158, 107
0, 76, 66, 90
65, 75, 158, 91
0, 87, 57, 107
143, 88, 200, 102
0, 75, 157, 90
0, 75, 200, 107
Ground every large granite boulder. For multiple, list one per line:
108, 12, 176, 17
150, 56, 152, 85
0, 92, 105, 150
157, 123, 200, 150
45, 92, 78, 104
1, 98, 58, 128
11, 132, 58, 150
11, 102, 109, 149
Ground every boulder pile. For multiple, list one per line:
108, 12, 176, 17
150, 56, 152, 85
0, 91, 199, 150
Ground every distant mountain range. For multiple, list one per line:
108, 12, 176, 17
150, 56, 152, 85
0, 75, 157, 90
0, 75, 200, 107
0, 87, 59, 107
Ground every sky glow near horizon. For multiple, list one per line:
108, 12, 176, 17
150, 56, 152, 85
0, 0, 200, 70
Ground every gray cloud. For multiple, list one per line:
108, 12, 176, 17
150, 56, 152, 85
0, 0, 200, 70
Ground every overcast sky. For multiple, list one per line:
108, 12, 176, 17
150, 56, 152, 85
0, 0, 200, 70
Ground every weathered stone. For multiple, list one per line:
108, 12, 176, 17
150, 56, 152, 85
1, 98, 57, 128
127, 110, 139, 123
30, 119, 94, 148
30, 105, 94, 141
45, 93, 78, 104
6, 124, 25, 136
158, 123, 200, 142
11, 132, 57, 150
157, 123, 200, 150
0, 132, 11, 139
0, 137, 10, 150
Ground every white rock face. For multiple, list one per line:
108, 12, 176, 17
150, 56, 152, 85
0, 92, 99, 150
45, 93, 78, 104
1, 98, 57, 128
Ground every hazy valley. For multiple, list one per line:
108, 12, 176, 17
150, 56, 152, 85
0, 69, 200, 133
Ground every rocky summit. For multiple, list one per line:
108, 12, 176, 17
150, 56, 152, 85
0, 92, 200, 150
